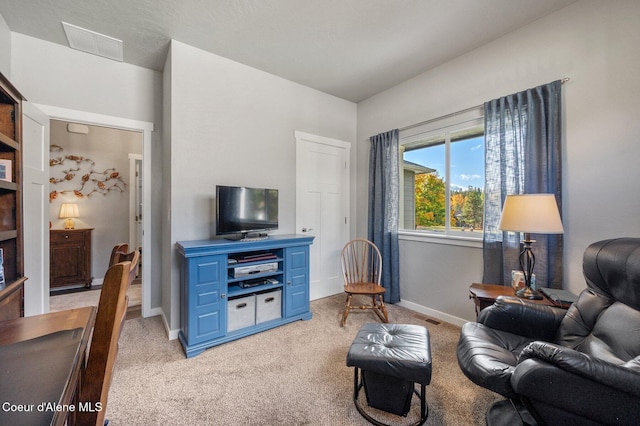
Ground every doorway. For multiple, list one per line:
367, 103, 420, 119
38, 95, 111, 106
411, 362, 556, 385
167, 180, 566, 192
48, 120, 142, 312
34, 103, 153, 317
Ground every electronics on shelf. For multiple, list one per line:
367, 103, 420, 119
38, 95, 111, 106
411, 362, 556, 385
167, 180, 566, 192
238, 277, 279, 289
231, 262, 278, 278
229, 252, 278, 263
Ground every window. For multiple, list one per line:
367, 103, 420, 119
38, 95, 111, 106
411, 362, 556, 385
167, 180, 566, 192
399, 108, 484, 238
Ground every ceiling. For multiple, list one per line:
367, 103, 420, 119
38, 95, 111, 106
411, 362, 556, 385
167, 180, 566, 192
0, 0, 577, 102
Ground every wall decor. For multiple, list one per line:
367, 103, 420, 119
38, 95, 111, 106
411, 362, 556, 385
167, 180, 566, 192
49, 146, 127, 202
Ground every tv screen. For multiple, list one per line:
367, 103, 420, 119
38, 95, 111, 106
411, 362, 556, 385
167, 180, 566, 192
216, 185, 278, 236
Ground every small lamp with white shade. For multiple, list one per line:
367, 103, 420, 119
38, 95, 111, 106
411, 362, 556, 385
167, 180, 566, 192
59, 203, 80, 230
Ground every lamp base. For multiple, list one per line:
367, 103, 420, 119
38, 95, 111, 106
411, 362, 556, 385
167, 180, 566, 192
516, 286, 542, 300
63, 218, 76, 230
516, 235, 542, 300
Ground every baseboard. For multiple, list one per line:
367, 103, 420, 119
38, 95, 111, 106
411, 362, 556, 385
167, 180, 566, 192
397, 299, 468, 327
157, 299, 468, 340
160, 311, 180, 340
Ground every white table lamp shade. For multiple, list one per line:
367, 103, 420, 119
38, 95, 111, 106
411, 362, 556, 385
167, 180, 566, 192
59, 203, 80, 229
498, 194, 563, 234
59, 203, 79, 219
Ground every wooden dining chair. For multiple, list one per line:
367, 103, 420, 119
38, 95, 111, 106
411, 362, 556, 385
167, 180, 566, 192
340, 239, 389, 327
109, 243, 140, 287
108, 243, 129, 267
77, 256, 137, 425
114, 251, 139, 288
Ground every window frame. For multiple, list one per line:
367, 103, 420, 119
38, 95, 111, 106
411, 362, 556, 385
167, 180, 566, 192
399, 107, 484, 245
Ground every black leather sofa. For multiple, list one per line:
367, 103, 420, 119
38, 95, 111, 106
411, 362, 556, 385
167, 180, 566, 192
457, 237, 640, 425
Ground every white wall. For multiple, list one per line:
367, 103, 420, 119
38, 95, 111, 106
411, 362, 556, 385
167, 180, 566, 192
357, 0, 640, 323
10, 34, 164, 310
11, 35, 159, 122
0, 13, 10, 77
161, 44, 173, 334
165, 40, 357, 333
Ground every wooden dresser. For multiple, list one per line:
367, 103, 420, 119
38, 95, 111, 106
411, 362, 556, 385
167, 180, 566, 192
50, 228, 93, 290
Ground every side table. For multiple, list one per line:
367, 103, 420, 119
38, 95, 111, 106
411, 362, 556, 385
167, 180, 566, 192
469, 283, 570, 317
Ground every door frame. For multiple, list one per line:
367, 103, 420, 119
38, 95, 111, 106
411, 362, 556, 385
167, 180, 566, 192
33, 104, 155, 317
128, 153, 143, 252
22, 101, 50, 315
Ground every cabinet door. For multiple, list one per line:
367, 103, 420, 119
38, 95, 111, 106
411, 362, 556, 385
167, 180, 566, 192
50, 230, 92, 288
284, 246, 310, 318
183, 255, 227, 344
50, 231, 84, 287
51, 244, 85, 281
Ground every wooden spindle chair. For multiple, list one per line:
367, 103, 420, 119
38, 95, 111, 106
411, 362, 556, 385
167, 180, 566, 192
340, 239, 388, 326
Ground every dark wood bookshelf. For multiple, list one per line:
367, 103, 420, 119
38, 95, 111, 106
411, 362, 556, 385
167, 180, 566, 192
0, 72, 25, 320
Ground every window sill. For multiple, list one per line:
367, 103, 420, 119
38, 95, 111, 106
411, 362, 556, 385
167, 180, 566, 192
398, 230, 483, 249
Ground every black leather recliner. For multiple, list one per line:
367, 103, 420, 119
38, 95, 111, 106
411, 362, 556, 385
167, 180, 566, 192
457, 238, 640, 425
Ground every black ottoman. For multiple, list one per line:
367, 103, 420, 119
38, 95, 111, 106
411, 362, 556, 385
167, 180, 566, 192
346, 323, 432, 426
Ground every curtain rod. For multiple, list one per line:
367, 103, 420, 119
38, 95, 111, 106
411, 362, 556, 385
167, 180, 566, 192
399, 77, 570, 133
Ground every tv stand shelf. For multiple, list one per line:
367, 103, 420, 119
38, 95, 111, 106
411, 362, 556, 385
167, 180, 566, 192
227, 282, 283, 298
176, 234, 314, 358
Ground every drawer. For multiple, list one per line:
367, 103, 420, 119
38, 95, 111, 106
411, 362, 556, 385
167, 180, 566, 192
51, 230, 87, 243
227, 295, 256, 332
256, 289, 281, 324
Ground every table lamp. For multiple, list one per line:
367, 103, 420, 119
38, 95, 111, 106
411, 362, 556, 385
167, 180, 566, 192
498, 194, 564, 299
60, 203, 80, 230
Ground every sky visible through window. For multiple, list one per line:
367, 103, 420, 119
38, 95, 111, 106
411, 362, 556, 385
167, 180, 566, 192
404, 136, 484, 191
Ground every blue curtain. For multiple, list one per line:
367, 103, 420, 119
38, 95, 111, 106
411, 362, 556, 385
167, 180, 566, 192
483, 81, 563, 288
368, 129, 401, 303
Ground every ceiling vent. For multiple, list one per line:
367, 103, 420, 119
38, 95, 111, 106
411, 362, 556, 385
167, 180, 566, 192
62, 22, 123, 62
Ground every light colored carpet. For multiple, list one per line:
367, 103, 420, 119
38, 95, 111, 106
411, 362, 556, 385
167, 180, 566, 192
105, 294, 500, 425
49, 283, 141, 312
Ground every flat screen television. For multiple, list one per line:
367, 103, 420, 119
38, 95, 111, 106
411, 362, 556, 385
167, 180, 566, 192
216, 185, 278, 239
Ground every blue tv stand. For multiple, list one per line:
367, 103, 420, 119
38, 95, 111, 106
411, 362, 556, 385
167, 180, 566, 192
176, 234, 314, 358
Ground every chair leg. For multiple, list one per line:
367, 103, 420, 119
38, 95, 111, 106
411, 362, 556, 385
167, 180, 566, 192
371, 294, 389, 323
343, 293, 389, 325
378, 295, 389, 323
352, 366, 429, 426
341, 294, 352, 326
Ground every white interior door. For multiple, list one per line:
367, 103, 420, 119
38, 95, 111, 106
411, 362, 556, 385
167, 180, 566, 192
22, 102, 50, 315
295, 131, 350, 300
